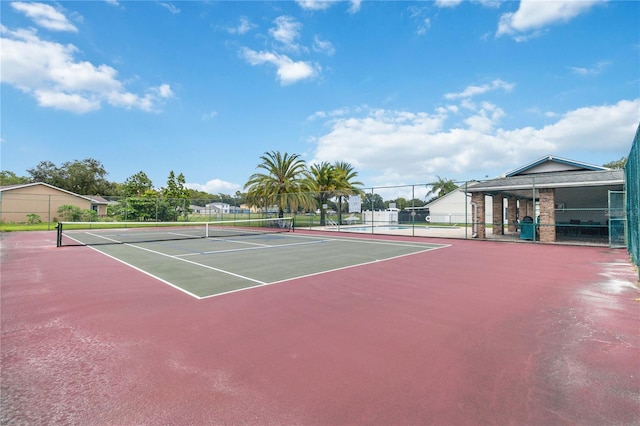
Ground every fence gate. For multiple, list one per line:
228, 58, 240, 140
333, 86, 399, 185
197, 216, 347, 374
608, 190, 626, 248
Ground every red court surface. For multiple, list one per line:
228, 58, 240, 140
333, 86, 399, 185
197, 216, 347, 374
1, 230, 639, 425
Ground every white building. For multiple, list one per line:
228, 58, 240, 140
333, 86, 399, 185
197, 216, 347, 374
190, 202, 231, 215
424, 182, 496, 225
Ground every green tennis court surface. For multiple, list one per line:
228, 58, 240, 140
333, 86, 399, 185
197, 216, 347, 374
80, 232, 447, 298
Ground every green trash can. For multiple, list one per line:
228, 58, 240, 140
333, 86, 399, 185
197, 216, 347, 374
520, 216, 535, 240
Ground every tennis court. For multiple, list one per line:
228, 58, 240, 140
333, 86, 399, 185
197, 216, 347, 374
57, 219, 447, 298
2, 229, 639, 425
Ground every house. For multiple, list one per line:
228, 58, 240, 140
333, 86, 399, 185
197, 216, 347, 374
190, 202, 231, 215
463, 155, 625, 243
0, 182, 108, 223
423, 181, 496, 225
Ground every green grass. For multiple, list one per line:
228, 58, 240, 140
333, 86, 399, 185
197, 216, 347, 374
0, 222, 58, 232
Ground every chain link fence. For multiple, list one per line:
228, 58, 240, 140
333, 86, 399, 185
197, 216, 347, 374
1, 169, 632, 251
626, 124, 639, 276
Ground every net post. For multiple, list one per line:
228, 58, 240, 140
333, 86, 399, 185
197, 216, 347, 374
56, 222, 62, 247
205, 222, 209, 238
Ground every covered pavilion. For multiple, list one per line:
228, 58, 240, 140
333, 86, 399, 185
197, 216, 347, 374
463, 156, 625, 244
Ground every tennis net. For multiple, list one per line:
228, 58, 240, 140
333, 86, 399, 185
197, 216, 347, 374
56, 217, 294, 247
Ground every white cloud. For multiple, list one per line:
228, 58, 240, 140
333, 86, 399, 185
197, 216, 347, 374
296, 0, 335, 11
238, 14, 331, 85
531, 100, 640, 150
310, 99, 639, 185
416, 18, 431, 36
312, 35, 335, 56
475, 0, 503, 8
158, 2, 180, 14
497, 0, 604, 39
347, 0, 362, 14
35, 90, 100, 113
435, 0, 501, 9
0, 25, 173, 113
155, 84, 173, 98
307, 105, 365, 121
464, 102, 505, 132
186, 179, 241, 195
270, 16, 302, 51
240, 48, 319, 85
444, 79, 515, 100
202, 110, 218, 120
296, 0, 361, 13
569, 61, 610, 76
435, 0, 463, 8
227, 16, 256, 35
11, 2, 78, 32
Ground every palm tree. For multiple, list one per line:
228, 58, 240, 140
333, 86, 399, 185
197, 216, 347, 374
244, 151, 315, 218
426, 176, 458, 199
333, 161, 363, 224
309, 162, 338, 226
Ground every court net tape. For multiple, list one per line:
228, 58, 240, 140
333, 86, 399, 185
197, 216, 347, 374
56, 217, 294, 247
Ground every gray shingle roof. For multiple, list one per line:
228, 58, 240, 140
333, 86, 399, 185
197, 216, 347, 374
463, 169, 624, 193
505, 155, 608, 177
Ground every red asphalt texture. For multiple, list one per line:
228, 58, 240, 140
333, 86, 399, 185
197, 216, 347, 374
1, 230, 639, 425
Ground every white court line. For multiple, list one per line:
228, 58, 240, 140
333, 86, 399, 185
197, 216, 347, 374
81, 232, 268, 297
122, 243, 267, 284
282, 232, 447, 249
167, 232, 202, 238
198, 244, 450, 300
175, 239, 327, 257
63, 233, 203, 299
68, 230, 450, 300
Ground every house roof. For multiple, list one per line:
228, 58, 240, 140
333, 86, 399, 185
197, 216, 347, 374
504, 155, 608, 177
0, 182, 108, 204
463, 169, 624, 196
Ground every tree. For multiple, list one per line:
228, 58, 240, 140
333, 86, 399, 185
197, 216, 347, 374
162, 171, 190, 220
120, 171, 154, 197
603, 157, 627, 169
407, 198, 426, 208
0, 171, 30, 185
56, 205, 95, 222
163, 171, 189, 199
112, 189, 160, 221
332, 161, 363, 223
27, 158, 116, 195
233, 191, 246, 207
27, 161, 64, 187
64, 158, 116, 195
426, 176, 458, 199
390, 197, 408, 210
362, 192, 385, 211
244, 151, 314, 218
309, 161, 338, 225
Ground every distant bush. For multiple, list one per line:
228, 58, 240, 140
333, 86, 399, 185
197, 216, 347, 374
26, 213, 42, 224
82, 209, 98, 222
57, 205, 82, 221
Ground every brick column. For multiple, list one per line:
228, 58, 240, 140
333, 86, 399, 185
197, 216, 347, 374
471, 192, 486, 239
492, 195, 504, 235
538, 188, 556, 243
507, 198, 518, 232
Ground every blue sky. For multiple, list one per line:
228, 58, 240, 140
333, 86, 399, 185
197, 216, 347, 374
1, 0, 638, 198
